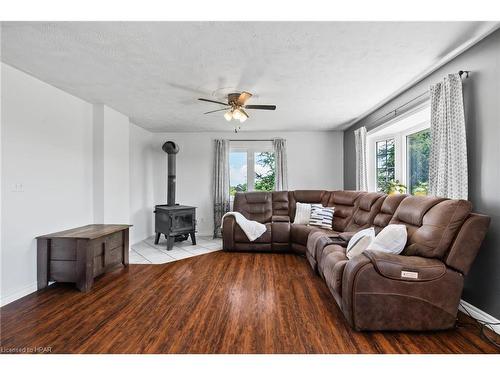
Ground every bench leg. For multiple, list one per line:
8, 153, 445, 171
76, 239, 93, 292
37, 239, 49, 290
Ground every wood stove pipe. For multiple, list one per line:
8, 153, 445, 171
162, 141, 179, 206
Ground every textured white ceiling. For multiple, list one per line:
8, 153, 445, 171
1, 22, 497, 132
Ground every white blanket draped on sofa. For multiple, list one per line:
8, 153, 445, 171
222, 212, 267, 242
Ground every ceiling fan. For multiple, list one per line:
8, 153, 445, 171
198, 91, 276, 131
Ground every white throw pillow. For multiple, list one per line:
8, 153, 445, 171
346, 227, 376, 259
294, 203, 311, 225
367, 224, 407, 255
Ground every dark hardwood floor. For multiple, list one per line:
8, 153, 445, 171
1, 251, 498, 354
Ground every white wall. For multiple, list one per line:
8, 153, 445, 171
1, 65, 133, 305
0, 63, 343, 305
151, 131, 344, 236
93, 104, 130, 224
129, 123, 154, 244
103, 106, 130, 223
1, 63, 94, 305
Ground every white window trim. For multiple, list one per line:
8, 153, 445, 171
367, 102, 431, 193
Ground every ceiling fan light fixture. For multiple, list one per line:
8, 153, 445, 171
198, 91, 276, 124
232, 108, 242, 121
239, 113, 248, 123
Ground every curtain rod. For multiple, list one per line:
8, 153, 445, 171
369, 70, 470, 127
229, 139, 274, 142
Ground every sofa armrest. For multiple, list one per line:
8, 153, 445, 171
222, 215, 236, 250
272, 215, 290, 223
363, 250, 446, 282
338, 232, 356, 242
341, 252, 463, 331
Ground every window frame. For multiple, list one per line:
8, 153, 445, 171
229, 140, 274, 198
366, 102, 431, 194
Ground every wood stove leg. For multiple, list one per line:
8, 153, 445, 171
154, 232, 161, 244
190, 231, 196, 245
166, 235, 175, 250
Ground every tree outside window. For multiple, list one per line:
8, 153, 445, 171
254, 152, 275, 192
230, 150, 275, 196
376, 139, 395, 192
407, 129, 430, 195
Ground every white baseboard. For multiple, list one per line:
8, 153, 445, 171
1, 282, 38, 307
459, 299, 500, 335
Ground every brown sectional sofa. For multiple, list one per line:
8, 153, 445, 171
222, 190, 490, 331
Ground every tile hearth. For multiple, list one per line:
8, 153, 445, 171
130, 235, 222, 264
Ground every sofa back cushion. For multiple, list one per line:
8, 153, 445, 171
390, 196, 472, 259
445, 213, 491, 274
289, 190, 330, 220
272, 191, 290, 217
233, 192, 273, 223
373, 194, 408, 233
326, 191, 364, 232
344, 192, 386, 232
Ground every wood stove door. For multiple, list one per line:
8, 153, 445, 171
169, 209, 195, 234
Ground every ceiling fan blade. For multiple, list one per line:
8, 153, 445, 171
204, 108, 230, 114
237, 91, 253, 106
240, 108, 250, 118
198, 98, 228, 106
244, 105, 277, 110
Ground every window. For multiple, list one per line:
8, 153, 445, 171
229, 141, 275, 197
254, 152, 275, 192
367, 104, 431, 195
407, 128, 430, 195
376, 138, 395, 192
229, 151, 248, 196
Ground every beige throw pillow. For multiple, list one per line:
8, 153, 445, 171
346, 227, 376, 260
367, 224, 407, 254
293, 203, 311, 225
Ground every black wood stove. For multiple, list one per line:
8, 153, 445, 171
154, 141, 196, 250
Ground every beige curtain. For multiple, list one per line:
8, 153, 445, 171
273, 138, 288, 191
429, 74, 468, 199
213, 139, 230, 238
354, 126, 368, 191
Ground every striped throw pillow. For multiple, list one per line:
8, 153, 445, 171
310, 204, 335, 230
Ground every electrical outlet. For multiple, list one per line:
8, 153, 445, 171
12, 183, 24, 193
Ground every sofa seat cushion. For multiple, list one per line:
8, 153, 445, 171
318, 244, 346, 275
306, 230, 336, 271
271, 215, 290, 222
234, 222, 271, 243
319, 245, 349, 300
291, 224, 337, 246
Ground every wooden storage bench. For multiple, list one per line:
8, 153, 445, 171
37, 224, 132, 292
